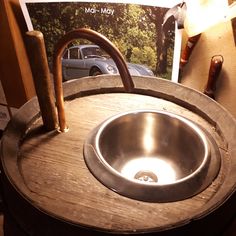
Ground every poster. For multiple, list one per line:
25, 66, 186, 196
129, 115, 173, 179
20, 0, 182, 82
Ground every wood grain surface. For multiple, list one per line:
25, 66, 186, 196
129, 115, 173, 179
1, 75, 236, 235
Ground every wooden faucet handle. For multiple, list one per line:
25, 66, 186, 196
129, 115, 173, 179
180, 34, 201, 69
26, 31, 58, 131
204, 55, 224, 99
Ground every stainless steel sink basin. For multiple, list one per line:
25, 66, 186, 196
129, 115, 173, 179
83, 110, 221, 202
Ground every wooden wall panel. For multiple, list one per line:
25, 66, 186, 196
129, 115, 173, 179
0, 0, 35, 108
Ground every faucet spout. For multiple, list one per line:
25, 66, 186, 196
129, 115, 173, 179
53, 28, 134, 132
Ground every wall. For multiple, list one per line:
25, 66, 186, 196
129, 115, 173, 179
180, 19, 236, 118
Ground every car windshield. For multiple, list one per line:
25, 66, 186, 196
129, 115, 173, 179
82, 47, 109, 59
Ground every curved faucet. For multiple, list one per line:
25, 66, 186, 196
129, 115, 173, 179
53, 28, 134, 132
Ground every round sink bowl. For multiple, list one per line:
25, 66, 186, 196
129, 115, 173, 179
83, 110, 221, 202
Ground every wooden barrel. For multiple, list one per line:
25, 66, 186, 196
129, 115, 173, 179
1, 75, 236, 235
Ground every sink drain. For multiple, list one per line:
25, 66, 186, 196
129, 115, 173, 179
134, 170, 158, 183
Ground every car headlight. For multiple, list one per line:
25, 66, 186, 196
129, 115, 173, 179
107, 65, 117, 74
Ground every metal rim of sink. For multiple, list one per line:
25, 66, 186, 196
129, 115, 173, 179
83, 109, 221, 202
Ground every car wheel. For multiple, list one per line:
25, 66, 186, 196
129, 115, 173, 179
90, 67, 102, 76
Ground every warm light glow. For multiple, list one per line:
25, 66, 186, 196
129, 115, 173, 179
184, 0, 231, 36
121, 157, 176, 184
142, 115, 156, 154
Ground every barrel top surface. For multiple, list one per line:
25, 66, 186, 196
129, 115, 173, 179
1, 76, 236, 233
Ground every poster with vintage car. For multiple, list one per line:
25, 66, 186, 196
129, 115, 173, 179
20, 0, 182, 82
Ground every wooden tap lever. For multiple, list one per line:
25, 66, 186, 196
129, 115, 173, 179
204, 55, 224, 99
180, 34, 201, 69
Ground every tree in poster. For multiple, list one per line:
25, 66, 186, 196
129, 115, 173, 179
141, 6, 174, 75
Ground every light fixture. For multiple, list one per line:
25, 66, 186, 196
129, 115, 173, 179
184, 0, 236, 36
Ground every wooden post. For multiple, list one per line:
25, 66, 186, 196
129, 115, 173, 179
26, 31, 57, 131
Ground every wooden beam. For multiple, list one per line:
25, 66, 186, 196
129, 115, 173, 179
0, 0, 35, 108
